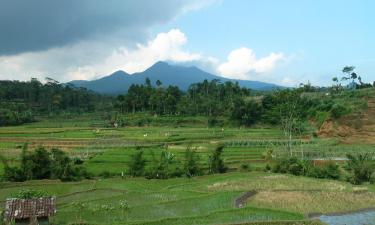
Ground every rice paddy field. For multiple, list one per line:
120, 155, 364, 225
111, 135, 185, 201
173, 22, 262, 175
0, 115, 374, 224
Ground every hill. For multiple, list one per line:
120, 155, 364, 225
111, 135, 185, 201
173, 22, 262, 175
69, 61, 282, 94
317, 88, 375, 144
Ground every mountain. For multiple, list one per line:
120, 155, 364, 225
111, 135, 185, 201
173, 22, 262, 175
69, 61, 282, 94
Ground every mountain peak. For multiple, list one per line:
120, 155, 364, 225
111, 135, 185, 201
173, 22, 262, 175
69, 62, 282, 94
110, 70, 129, 77
148, 61, 170, 70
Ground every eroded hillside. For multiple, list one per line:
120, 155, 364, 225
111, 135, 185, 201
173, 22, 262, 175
318, 88, 375, 144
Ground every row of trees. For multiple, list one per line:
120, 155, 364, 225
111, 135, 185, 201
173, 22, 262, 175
128, 145, 227, 179
2, 145, 89, 182
114, 78, 354, 129
115, 78, 181, 115
271, 153, 375, 184
0, 78, 112, 126
115, 79, 251, 118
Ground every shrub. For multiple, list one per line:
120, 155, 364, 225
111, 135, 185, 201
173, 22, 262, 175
272, 157, 304, 175
145, 150, 177, 179
272, 158, 341, 180
209, 144, 227, 174
264, 164, 271, 172
345, 153, 374, 184
271, 158, 289, 174
289, 162, 304, 176
128, 150, 146, 177
11, 189, 48, 199
370, 172, 375, 184
306, 162, 341, 180
240, 163, 251, 171
3, 147, 88, 182
322, 162, 341, 179
184, 146, 202, 177
73, 157, 84, 165
330, 103, 350, 118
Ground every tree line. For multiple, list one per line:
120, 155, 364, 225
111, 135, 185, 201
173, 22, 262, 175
2, 144, 89, 182
1, 66, 373, 127
128, 144, 227, 179
0, 78, 112, 126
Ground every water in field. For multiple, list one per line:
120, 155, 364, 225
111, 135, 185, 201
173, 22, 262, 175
319, 210, 375, 225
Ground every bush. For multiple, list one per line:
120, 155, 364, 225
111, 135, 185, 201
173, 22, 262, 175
272, 158, 341, 180
306, 162, 341, 180
240, 163, 251, 171
128, 150, 146, 177
264, 164, 271, 172
322, 162, 341, 179
330, 103, 350, 118
209, 144, 227, 174
11, 189, 48, 199
184, 146, 202, 177
345, 153, 374, 184
3, 147, 88, 182
272, 157, 304, 175
370, 172, 375, 184
73, 157, 84, 165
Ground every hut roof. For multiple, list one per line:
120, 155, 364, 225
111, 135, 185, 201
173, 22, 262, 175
4, 197, 56, 221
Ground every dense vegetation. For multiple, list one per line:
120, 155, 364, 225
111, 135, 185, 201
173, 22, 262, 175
0, 78, 111, 126
271, 154, 375, 184
1, 66, 373, 129
2, 145, 89, 182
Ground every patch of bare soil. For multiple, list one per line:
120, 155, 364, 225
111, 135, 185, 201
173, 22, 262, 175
318, 99, 375, 144
234, 191, 257, 208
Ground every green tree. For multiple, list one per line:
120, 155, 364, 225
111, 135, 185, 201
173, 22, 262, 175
184, 146, 201, 177
128, 150, 146, 177
345, 153, 374, 184
209, 144, 227, 174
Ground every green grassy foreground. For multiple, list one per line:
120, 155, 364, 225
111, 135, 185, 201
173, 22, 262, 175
3, 171, 372, 224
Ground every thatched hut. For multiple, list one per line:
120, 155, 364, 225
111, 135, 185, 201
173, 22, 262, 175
4, 197, 56, 225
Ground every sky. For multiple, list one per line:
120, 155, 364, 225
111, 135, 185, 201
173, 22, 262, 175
0, 0, 374, 87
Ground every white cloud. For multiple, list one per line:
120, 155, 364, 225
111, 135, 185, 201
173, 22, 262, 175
0, 28, 290, 86
121, 29, 201, 73
0, 29, 202, 82
217, 47, 285, 80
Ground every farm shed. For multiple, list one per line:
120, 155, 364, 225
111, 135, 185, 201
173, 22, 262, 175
4, 197, 56, 225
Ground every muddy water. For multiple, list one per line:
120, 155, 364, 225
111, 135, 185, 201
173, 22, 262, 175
318, 210, 375, 225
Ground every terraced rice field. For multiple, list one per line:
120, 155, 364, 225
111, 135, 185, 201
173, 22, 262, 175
0, 116, 373, 176
0, 118, 287, 176
0, 116, 374, 224
0, 172, 373, 224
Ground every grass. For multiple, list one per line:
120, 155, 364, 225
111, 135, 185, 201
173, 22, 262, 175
2, 119, 371, 177
0, 113, 374, 224
0, 172, 373, 224
249, 190, 375, 215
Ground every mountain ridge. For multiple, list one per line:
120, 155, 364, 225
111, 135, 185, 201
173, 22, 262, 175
69, 61, 283, 94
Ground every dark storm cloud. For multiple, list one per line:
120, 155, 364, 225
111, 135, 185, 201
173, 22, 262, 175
0, 0, 190, 55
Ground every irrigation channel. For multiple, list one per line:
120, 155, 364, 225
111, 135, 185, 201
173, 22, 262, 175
311, 209, 375, 225
235, 192, 375, 225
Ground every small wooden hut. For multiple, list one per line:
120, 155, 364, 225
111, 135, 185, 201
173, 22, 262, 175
4, 197, 56, 225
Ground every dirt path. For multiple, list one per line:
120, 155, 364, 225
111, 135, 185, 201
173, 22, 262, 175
234, 191, 257, 208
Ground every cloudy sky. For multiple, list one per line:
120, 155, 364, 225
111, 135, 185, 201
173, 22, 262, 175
0, 0, 374, 86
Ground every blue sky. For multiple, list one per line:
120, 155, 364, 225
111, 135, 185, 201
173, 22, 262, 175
0, 0, 374, 86
155, 0, 375, 86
